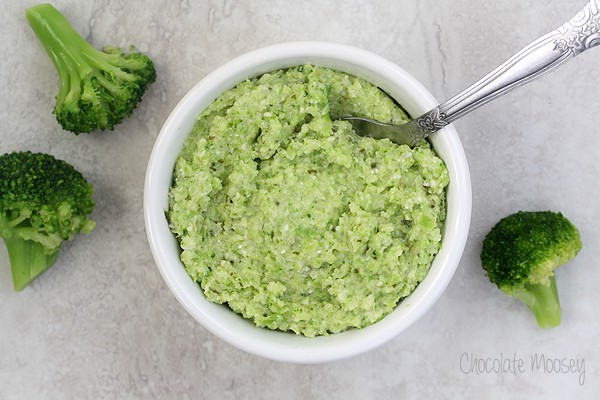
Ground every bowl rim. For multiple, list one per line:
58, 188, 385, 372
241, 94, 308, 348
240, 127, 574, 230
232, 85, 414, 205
144, 41, 472, 363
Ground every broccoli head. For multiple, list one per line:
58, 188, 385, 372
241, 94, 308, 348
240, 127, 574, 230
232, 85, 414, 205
26, 3, 156, 134
0, 151, 95, 291
481, 211, 582, 328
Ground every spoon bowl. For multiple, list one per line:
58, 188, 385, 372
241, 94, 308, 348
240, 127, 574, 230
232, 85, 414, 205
144, 41, 472, 363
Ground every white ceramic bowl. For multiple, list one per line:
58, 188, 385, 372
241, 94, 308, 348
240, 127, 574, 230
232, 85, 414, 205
144, 41, 471, 364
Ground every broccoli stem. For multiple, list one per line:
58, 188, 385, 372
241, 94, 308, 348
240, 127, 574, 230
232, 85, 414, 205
512, 276, 562, 329
26, 4, 90, 100
3, 237, 60, 292
25, 4, 129, 103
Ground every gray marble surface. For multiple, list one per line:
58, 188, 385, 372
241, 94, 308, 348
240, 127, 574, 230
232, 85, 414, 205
1, 0, 599, 398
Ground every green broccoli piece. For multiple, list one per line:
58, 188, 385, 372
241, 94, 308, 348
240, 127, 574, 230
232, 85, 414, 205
0, 151, 95, 291
481, 211, 582, 328
26, 3, 156, 134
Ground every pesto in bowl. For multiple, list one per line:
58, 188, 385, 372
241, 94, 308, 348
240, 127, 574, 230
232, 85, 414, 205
168, 64, 449, 337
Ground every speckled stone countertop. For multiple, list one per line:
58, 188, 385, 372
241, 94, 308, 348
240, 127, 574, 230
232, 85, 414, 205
1, 1, 599, 398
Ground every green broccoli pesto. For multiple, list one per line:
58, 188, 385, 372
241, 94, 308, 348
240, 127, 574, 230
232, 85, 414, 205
168, 65, 449, 337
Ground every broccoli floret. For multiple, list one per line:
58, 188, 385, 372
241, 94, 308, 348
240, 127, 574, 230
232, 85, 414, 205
0, 151, 95, 291
481, 211, 582, 328
26, 3, 156, 134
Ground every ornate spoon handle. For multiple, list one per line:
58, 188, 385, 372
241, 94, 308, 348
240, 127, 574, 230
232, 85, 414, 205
413, 0, 600, 135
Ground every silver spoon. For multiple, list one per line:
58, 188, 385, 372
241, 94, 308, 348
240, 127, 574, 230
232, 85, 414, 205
342, 0, 600, 147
